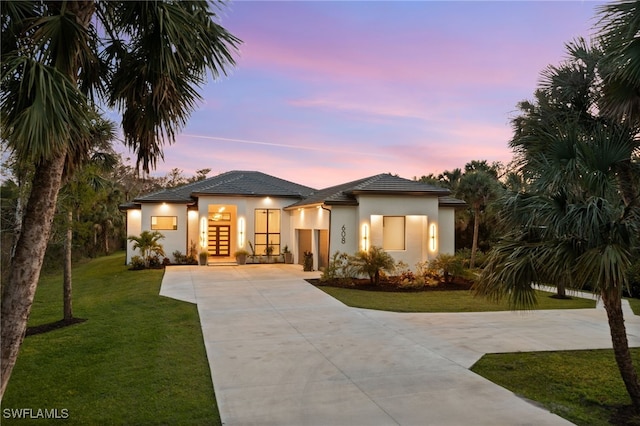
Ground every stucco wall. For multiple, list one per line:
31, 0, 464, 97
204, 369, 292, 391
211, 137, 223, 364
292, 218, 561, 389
130, 203, 189, 263
289, 204, 331, 265
125, 209, 142, 264
438, 206, 456, 255
196, 195, 297, 256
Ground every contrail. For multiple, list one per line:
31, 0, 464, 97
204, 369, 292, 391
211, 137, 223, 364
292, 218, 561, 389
181, 134, 386, 157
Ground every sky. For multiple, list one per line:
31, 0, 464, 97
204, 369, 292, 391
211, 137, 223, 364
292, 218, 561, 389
115, 1, 603, 189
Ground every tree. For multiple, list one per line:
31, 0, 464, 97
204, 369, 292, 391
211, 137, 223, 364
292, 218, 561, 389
351, 246, 396, 286
596, 1, 640, 124
456, 170, 500, 268
0, 1, 240, 399
127, 231, 166, 268
475, 39, 640, 411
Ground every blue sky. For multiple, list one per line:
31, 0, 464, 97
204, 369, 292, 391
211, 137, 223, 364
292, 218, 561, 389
115, 1, 603, 189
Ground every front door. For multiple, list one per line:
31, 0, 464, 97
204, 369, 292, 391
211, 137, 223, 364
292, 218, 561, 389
208, 225, 230, 256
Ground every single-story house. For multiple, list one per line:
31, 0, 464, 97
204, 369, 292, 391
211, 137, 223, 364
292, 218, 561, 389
120, 170, 465, 269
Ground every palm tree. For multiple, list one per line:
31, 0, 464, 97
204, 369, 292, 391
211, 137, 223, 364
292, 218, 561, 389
475, 39, 640, 411
596, 1, 640, 124
0, 1, 239, 398
127, 231, 166, 269
456, 171, 499, 268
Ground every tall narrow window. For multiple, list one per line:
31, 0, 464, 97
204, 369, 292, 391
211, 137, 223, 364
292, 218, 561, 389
255, 209, 281, 255
383, 216, 405, 250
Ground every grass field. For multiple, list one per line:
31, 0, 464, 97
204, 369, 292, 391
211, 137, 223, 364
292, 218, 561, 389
471, 348, 640, 425
316, 285, 596, 312
1, 252, 220, 425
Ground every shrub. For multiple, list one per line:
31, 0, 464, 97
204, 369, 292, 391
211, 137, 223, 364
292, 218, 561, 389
130, 255, 146, 270
351, 246, 395, 286
172, 250, 187, 264
127, 230, 165, 268
321, 251, 355, 283
429, 253, 464, 284
303, 251, 314, 271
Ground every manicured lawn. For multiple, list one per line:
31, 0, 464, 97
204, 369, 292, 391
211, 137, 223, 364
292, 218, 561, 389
471, 349, 640, 425
2, 252, 219, 425
316, 286, 596, 312
628, 297, 640, 315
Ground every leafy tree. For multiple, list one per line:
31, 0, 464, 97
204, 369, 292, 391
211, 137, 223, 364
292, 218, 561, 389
0, 0, 239, 398
596, 1, 640, 124
456, 170, 500, 268
127, 231, 165, 268
475, 38, 640, 411
351, 246, 396, 286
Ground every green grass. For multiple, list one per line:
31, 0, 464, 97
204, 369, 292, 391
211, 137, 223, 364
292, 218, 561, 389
317, 286, 596, 312
2, 252, 219, 425
628, 297, 640, 316
471, 349, 640, 425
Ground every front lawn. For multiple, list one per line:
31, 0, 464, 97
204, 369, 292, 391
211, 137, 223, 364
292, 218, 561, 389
2, 252, 219, 425
471, 349, 640, 425
316, 286, 596, 312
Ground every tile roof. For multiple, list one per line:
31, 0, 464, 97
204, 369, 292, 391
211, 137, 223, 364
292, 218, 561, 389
125, 171, 466, 210
132, 171, 316, 203
286, 173, 455, 208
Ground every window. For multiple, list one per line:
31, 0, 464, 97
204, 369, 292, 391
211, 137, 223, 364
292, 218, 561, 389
383, 216, 405, 250
151, 216, 177, 230
255, 209, 280, 255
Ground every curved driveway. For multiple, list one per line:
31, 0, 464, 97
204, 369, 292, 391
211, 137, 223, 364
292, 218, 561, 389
160, 264, 640, 426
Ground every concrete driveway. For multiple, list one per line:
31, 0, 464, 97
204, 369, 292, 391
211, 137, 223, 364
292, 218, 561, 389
160, 264, 640, 426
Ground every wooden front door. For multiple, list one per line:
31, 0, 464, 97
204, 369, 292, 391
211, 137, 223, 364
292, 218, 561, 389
208, 225, 230, 256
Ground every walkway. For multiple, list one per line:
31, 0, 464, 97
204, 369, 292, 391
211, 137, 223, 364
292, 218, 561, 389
160, 265, 640, 426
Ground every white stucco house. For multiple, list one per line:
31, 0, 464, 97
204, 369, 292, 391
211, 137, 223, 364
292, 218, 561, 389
120, 170, 465, 269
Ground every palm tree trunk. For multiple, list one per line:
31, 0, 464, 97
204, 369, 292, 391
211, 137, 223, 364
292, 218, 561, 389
601, 287, 640, 411
470, 206, 480, 268
63, 210, 73, 321
1, 149, 67, 399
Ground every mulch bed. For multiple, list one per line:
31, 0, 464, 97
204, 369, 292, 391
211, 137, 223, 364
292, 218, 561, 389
306, 277, 474, 292
26, 318, 87, 337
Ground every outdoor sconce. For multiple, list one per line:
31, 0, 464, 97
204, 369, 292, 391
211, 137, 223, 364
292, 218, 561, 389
430, 223, 437, 251
200, 217, 207, 248
362, 224, 369, 251
238, 217, 245, 248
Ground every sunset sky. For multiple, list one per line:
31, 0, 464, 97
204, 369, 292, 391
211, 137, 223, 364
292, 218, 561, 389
117, 1, 602, 189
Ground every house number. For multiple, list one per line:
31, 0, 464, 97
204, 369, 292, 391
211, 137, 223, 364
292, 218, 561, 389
341, 225, 346, 244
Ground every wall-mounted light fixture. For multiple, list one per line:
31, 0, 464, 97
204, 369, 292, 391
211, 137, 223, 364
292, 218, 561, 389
362, 224, 369, 251
161, 202, 169, 211
131, 210, 141, 218
200, 217, 207, 249
430, 223, 437, 251
238, 217, 245, 248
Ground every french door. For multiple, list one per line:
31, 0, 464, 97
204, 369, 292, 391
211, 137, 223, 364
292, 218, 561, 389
208, 225, 230, 256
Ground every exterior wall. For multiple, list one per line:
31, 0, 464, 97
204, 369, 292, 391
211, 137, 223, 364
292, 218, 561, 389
438, 206, 456, 255
356, 195, 441, 266
289, 204, 331, 267
127, 203, 190, 263
196, 195, 297, 257
328, 206, 358, 257
125, 209, 142, 264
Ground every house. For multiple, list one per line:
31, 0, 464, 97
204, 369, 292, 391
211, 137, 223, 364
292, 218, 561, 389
120, 170, 465, 269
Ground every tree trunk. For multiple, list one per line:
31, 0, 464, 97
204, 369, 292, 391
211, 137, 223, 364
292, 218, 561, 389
470, 205, 480, 268
601, 287, 640, 411
63, 210, 73, 321
1, 149, 67, 399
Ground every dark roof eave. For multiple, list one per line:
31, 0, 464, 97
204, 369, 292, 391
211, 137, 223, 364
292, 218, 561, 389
349, 190, 451, 196
190, 192, 306, 199
118, 202, 141, 211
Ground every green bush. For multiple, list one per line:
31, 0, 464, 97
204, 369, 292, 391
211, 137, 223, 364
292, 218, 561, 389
429, 253, 464, 283
130, 255, 145, 270
321, 251, 356, 283
351, 246, 395, 286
